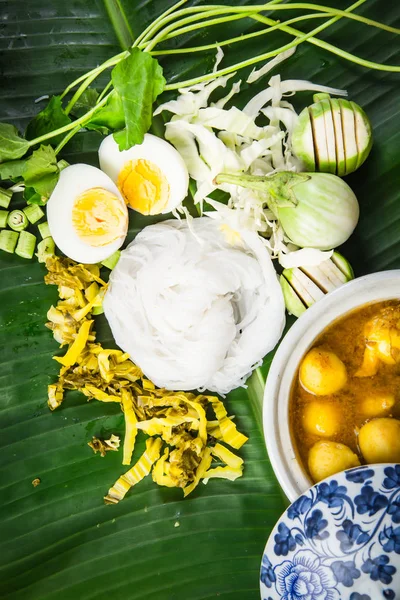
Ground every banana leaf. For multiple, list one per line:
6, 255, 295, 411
0, 1, 399, 599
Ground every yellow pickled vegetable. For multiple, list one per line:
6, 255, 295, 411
121, 389, 138, 466
299, 348, 347, 395
88, 434, 120, 457
45, 256, 248, 503
359, 392, 395, 417
358, 418, 400, 463
53, 320, 93, 367
183, 447, 212, 497
105, 438, 163, 504
308, 440, 360, 483
302, 401, 341, 437
210, 398, 248, 449
203, 465, 243, 482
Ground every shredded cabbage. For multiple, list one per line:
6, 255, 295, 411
157, 49, 348, 264
279, 248, 334, 269
246, 47, 297, 84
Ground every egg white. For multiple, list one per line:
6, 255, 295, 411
98, 133, 189, 213
47, 164, 128, 264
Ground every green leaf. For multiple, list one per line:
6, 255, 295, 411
24, 186, 45, 206
72, 89, 125, 135
0, 1, 399, 600
0, 123, 30, 161
22, 145, 59, 202
0, 159, 27, 180
111, 47, 166, 149
70, 88, 100, 117
25, 96, 71, 145
86, 91, 126, 133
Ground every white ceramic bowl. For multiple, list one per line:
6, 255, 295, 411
263, 270, 400, 502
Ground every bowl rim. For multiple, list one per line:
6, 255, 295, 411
263, 269, 400, 502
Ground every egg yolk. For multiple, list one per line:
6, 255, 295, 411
117, 159, 170, 215
72, 187, 127, 247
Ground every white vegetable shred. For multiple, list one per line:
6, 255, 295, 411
156, 49, 348, 264
103, 218, 285, 395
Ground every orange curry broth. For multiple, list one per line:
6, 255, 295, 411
290, 300, 400, 478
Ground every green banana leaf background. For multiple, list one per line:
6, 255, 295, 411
0, 1, 399, 598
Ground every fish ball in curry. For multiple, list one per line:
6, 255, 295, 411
299, 348, 347, 396
358, 417, 400, 463
308, 440, 360, 483
302, 401, 341, 437
359, 392, 395, 418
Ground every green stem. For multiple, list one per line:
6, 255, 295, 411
28, 92, 112, 147
148, 1, 400, 40
150, 12, 329, 55
59, 5, 222, 99
59, 52, 127, 100
215, 172, 270, 191
54, 124, 82, 155
257, 3, 400, 34
159, 10, 261, 41
135, 0, 189, 46
145, 8, 263, 52
97, 80, 113, 104
65, 69, 103, 115
138, 3, 281, 48
167, 0, 399, 88
164, 19, 337, 90
251, 0, 400, 72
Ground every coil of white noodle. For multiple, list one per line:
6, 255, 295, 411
103, 218, 285, 395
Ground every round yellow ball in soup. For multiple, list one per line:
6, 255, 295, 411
308, 440, 360, 483
358, 417, 400, 463
302, 401, 341, 437
299, 347, 347, 395
359, 392, 395, 418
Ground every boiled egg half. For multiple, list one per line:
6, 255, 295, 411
99, 133, 189, 215
47, 164, 128, 264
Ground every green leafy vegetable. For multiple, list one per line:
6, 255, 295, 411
72, 89, 125, 134
24, 187, 43, 206
22, 145, 59, 202
111, 48, 166, 149
0, 159, 27, 181
0, 124, 30, 162
70, 88, 99, 116
87, 91, 125, 133
25, 96, 71, 145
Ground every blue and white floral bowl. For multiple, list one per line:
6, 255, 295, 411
260, 464, 400, 600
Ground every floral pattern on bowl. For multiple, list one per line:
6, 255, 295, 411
260, 464, 400, 600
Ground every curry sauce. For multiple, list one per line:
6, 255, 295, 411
290, 300, 400, 481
